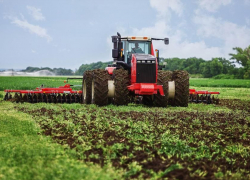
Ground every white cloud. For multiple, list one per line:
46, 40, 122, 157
193, 13, 250, 56
149, 0, 183, 18
118, 1, 224, 60
27, 6, 45, 21
31, 50, 36, 53
9, 15, 52, 42
115, 0, 250, 60
196, 0, 232, 12
130, 21, 223, 59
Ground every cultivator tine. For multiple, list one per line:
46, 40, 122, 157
40, 94, 43, 103
22, 94, 27, 102
76, 94, 81, 103
44, 94, 48, 103
58, 94, 62, 103
33, 94, 38, 103
52, 94, 56, 103
195, 94, 199, 103
53, 94, 57, 103
18, 93, 23, 103
4, 93, 8, 100
72, 94, 76, 103
66, 94, 72, 103
211, 95, 219, 104
14, 93, 20, 103
62, 94, 66, 103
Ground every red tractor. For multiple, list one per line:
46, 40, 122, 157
82, 32, 189, 107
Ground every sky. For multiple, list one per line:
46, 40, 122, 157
1, 0, 250, 70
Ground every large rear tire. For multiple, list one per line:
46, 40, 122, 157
91, 69, 109, 106
113, 69, 130, 106
154, 70, 172, 107
172, 70, 189, 107
82, 70, 92, 104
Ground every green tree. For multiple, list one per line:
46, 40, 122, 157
229, 46, 250, 79
210, 58, 223, 76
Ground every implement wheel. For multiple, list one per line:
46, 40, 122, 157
91, 69, 109, 106
154, 70, 172, 107
172, 70, 189, 107
113, 69, 130, 106
82, 70, 92, 104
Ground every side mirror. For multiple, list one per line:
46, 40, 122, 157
164, 38, 169, 45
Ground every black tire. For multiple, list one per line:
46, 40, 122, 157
142, 95, 153, 106
154, 70, 172, 107
172, 70, 189, 107
91, 69, 109, 106
82, 70, 93, 104
113, 69, 130, 106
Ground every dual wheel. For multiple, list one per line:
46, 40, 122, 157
82, 69, 129, 106
142, 70, 189, 107
82, 69, 189, 107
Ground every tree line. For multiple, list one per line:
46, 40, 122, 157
23, 45, 250, 79
22, 67, 74, 76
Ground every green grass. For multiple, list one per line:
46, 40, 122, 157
0, 76, 82, 91
190, 78, 250, 88
0, 102, 122, 180
0, 76, 250, 92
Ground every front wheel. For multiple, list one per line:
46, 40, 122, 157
82, 70, 92, 104
154, 70, 172, 107
91, 69, 110, 106
113, 69, 130, 106
172, 70, 189, 107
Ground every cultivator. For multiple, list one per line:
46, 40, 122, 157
4, 84, 82, 103
189, 89, 220, 104
4, 84, 220, 105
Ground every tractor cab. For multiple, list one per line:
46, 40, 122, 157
122, 37, 152, 65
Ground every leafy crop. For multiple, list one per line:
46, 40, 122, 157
0, 102, 122, 180
11, 100, 250, 179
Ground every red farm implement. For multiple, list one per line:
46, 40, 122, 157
4, 84, 82, 103
189, 89, 220, 104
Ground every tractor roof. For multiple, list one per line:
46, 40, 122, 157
122, 36, 151, 41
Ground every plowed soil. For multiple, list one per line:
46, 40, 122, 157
16, 99, 250, 179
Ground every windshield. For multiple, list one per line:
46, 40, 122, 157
128, 41, 150, 54
122, 40, 151, 64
